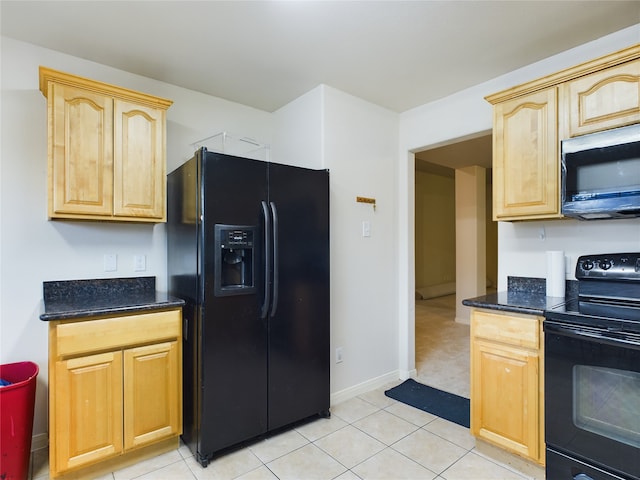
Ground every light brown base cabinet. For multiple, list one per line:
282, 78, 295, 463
470, 308, 544, 465
48, 309, 182, 479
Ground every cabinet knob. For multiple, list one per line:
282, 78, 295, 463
573, 474, 594, 480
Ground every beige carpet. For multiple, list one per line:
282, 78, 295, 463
415, 294, 470, 398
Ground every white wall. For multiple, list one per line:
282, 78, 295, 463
455, 166, 486, 324
499, 220, 640, 282
324, 86, 399, 397
415, 171, 456, 291
275, 85, 400, 399
0, 37, 273, 440
272, 87, 324, 169
397, 24, 640, 377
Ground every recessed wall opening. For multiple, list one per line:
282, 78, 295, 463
413, 133, 497, 395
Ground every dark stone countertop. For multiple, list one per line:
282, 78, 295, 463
462, 291, 567, 315
462, 276, 577, 316
40, 276, 185, 321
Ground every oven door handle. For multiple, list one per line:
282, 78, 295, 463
545, 321, 640, 351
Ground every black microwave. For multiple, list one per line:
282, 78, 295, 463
561, 123, 640, 220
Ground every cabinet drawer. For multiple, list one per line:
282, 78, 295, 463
55, 309, 181, 357
472, 310, 540, 349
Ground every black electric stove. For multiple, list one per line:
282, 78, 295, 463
543, 252, 640, 480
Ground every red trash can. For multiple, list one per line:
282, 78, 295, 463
0, 361, 39, 480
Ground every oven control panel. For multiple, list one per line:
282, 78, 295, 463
576, 253, 640, 280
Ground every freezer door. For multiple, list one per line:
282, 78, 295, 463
199, 151, 269, 456
267, 163, 330, 430
167, 156, 200, 454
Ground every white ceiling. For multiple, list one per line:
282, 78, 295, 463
2, 1, 639, 114
416, 133, 493, 171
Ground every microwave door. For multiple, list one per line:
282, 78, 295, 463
561, 124, 640, 220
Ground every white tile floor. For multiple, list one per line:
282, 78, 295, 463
30, 295, 544, 479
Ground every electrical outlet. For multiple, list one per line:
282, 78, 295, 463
335, 347, 344, 363
133, 254, 146, 272
104, 254, 117, 272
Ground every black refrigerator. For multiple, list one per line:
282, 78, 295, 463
167, 148, 330, 466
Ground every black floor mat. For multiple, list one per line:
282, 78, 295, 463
385, 379, 470, 428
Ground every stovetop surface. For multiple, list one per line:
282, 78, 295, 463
545, 297, 640, 333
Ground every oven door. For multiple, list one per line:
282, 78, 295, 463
544, 319, 640, 480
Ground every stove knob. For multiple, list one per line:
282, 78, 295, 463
600, 259, 612, 270
582, 260, 594, 271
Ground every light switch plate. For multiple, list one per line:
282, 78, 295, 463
362, 221, 371, 237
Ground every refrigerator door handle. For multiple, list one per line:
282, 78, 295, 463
260, 201, 272, 319
269, 201, 279, 318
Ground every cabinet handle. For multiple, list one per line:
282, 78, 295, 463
183, 317, 188, 342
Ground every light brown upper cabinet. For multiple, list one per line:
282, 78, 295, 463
486, 44, 640, 222
492, 87, 560, 220
39, 67, 173, 222
561, 59, 640, 138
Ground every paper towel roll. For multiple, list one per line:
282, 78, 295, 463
546, 251, 565, 297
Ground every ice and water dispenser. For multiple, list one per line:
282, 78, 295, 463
214, 225, 257, 296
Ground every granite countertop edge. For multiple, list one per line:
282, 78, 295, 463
461, 296, 558, 316
39, 297, 185, 321
461, 276, 577, 316
39, 276, 185, 322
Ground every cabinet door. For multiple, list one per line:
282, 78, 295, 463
50, 83, 113, 217
493, 87, 560, 220
55, 351, 123, 472
113, 100, 166, 220
123, 341, 181, 450
563, 59, 640, 137
471, 340, 540, 460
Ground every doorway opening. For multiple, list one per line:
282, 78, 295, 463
413, 133, 497, 397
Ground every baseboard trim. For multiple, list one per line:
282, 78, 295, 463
400, 368, 417, 380
31, 433, 48, 452
330, 370, 401, 406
